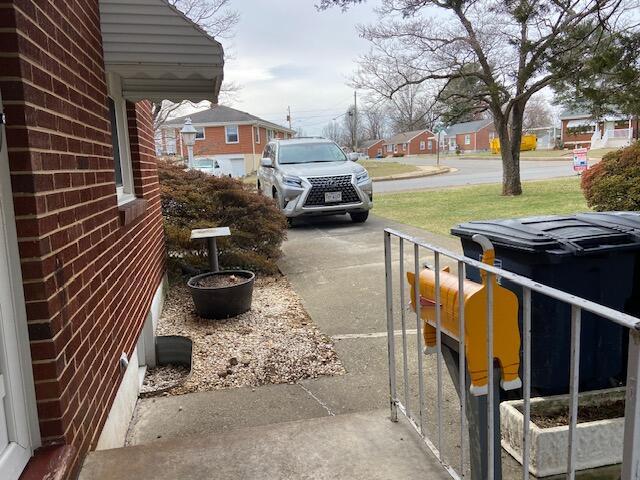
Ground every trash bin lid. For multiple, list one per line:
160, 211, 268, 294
451, 214, 640, 255
576, 212, 640, 238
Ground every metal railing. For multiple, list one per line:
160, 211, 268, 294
384, 228, 640, 480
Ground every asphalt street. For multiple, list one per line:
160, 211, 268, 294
374, 157, 578, 192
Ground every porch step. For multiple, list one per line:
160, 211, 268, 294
80, 409, 450, 480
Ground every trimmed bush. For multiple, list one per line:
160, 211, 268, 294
582, 142, 640, 211
158, 160, 287, 275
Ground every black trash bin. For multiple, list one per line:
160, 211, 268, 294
451, 215, 640, 395
577, 211, 640, 314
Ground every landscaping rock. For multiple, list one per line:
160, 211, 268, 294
156, 276, 345, 394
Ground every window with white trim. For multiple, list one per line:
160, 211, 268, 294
464, 134, 471, 145
254, 126, 261, 143
107, 73, 134, 205
225, 125, 239, 143
419, 141, 426, 150
402, 143, 407, 151
428, 140, 433, 150
195, 127, 205, 140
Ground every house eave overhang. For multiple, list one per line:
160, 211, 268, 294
99, 0, 224, 103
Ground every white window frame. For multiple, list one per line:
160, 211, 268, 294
402, 143, 407, 151
464, 134, 471, 145
254, 126, 261, 144
419, 140, 426, 151
195, 126, 205, 140
428, 140, 433, 150
107, 73, 135, 206
225, 125, 239, 144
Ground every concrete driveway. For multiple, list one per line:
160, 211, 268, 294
375, 157, 577, 192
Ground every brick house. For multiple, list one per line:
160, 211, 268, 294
382, 129, 436, 156
559, 109, 638, 149
441, 119, 496, 152
159, 105, 295, 176
358, 139, 384, 158
0, 1, 223, 478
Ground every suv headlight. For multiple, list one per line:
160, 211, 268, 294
356, 170, 370, 184
282, 174, 303, 187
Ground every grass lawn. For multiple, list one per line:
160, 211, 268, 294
360, 160, 419, 178
413, 147, 617, 162
373, 177, 589, 236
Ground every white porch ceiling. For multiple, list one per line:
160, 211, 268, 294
99, 0, 224, 103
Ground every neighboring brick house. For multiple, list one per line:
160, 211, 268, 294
159, 106, 295, 176
559, 109, 638, 149
442, 119, 496, 152
359, 139, 384, 158
382, 129, 436, 156
0, 1, 223, 478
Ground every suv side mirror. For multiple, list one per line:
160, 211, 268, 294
260, 157, 273, 168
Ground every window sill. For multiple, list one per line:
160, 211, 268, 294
118, 198, 147, 227
117, 192, 136, 207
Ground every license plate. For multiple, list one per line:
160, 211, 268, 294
325, 191, 342, 203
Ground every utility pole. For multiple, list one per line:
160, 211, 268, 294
353, 90, 358, 152
287, 106, 292, 130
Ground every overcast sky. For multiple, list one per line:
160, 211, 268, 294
222, 1, 381, 135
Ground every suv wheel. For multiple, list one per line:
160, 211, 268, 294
350, 211, 369, 223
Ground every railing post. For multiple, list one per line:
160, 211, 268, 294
622, 328, 640, 480
384, 231, 398, 422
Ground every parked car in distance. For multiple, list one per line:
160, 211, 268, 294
257, 137, 373, 223
193, 157, 222, 176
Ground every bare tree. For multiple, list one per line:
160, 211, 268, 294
320, 0, 634, 195
362, 104, 388, 139
523, 94, 553, 130
386, 82, 439, 134
169, 0, 239, 38
322, 121, 344, 143
342, 104, 365, 149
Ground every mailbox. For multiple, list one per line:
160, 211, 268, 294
407, 235, 522, 396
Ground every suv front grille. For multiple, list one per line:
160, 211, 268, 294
304, 175, 360, 207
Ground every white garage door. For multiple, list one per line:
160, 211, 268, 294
214, 156, 245, 178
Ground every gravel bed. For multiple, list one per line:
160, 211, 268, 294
156, 275, 345, 394
140, 364, 190, 396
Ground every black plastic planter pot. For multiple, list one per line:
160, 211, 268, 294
187, 270, 255, 319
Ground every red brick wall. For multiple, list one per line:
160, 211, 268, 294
561, 119, 595, 146
476, 123, 496, 151
1, 1, 164, 477
365, 141, 383, 158
176, 124, 290, 157
408, 131, 435, 155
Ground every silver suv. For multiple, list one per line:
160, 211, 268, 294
257, 138, 373, 223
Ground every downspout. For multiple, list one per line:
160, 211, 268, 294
251, 122, 257, 172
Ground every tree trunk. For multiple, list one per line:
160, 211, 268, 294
496, 118, 523, 196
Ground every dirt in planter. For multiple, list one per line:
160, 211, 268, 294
156, 275, 345, 394
527, 399, 625, 428
194, 273, 250, 288
140, 364, 190, 396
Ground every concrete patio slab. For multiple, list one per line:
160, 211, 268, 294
83, 410, 451, 480
127, 384, 329, 446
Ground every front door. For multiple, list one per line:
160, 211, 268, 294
0, 92, 36, 479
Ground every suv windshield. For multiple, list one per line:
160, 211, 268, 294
278, 142, 347, 164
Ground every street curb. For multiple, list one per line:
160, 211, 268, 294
373, 166, 453, 182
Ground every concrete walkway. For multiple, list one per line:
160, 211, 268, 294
82, 410, 450, 480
